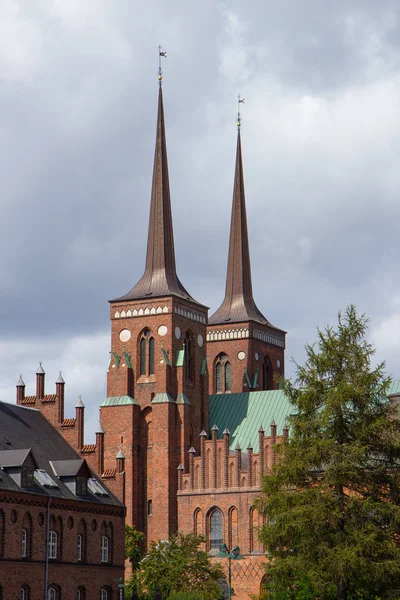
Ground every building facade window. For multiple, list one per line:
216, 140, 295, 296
262, 356, 273, 390
101, 535, 109, 562
140, 338, 147, 375
209, 508, 223, 551
185, 332, 194, 381
48, 531, 57, 559
100, 588, 110, 600
77, 534, 82, 561
21, 528, 27, 558
20, 586, 30, 600
215, 354, 230, 393
149, 337, 155, 375
76, 587, 85, 600
48, 588, 57, 600
76, 476, 88, 497
147, 500, 152, 516
21, 467, 34, 489
225, 362, 231, 392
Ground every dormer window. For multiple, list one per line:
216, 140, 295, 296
76, 476, 88, 497
21, 467, 34, 490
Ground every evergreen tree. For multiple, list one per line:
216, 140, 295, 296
258, 306, 400, 600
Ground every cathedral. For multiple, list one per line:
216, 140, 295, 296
16, 81, 292, 598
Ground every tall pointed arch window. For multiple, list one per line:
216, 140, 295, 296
149, 337, 155, 375
139, 329, 155, 377
262, 356, 273, 390
215, 354, 231, 393
185, 332, 194, 381
209, 508, 223, 551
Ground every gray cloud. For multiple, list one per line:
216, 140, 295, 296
1, 0, 400, 440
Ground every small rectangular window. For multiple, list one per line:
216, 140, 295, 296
101, 536, 109, 563
21, 468, 34, 489
21, 529, 27, 558
77, 534, 82, 561
76, 477, 88, 497
48, 531, 57, 559
147, 499, 152, 516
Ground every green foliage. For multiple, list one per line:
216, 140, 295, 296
168, 592, 212, 600
125, 525, 146, 572
140, 532, 224, 600
258, 306, 400, 600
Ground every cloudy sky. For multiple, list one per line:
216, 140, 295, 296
1, 0, 400, 441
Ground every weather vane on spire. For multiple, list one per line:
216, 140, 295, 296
158, 45, 167, 86
237, 94, 245, 127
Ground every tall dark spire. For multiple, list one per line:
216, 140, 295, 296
209, 129, 268, 325
112, 86, 198, 304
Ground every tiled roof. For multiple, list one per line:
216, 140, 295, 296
0, 402, 121, 506
81, 444, 96, 453
210, 381, 400, 453
103, 469, 116, 478
42, 394, 56, 403
61, 418, 76, 427
21, 396, 36, 404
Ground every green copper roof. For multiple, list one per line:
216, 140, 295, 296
210, 381, 400, 452
152, 393, 175, 404
209, 390, 292, 452
176, 348, 185, 367
388, 380, 400, 395
100, 395, 139, 407
176, 394, 190, 405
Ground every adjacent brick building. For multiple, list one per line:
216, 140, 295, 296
0, 401, 125, 599
16, 79, 291, 598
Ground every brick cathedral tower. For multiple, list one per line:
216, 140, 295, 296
207, 125, 286, 395
103, 83, 209, 542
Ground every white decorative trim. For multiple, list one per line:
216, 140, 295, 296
174, 306, 207, 324
206, 328, 250, 342
254, 329, 285, 348
113, 305, 170, 319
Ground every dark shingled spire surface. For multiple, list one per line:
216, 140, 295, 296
112, 87, 199, 304
209, 129, 268, 325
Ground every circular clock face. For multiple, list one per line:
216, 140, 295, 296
255, 352, 259, 360
175, 326, 181, 339
119, 329, 131, 342
277, 359, 281, 368
237, 351, 246, 361
197, 334, 204, 347
158, 325, 168, 337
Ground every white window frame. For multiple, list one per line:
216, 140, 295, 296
101, 589, 108, 600
20, 587, 28, 600
76, 591, 81, 600
21, 528, 27, 558
100, 535, 109, 563
48, 588, 56, 600
48, 530, 57, 559
77, 534, 82, 561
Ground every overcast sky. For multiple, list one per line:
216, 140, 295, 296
1, 0, 400, 441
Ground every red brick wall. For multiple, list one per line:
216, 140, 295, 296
0, 491, 124, 599
206, 322, 285, 395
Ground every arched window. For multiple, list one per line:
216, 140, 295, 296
228, 507, 238, 549
216, 363, 222, 393
209, 509, 223, 551
140, 338, 147, 375
47, 587, 59, 600
215, 354, 230, 393
185, 332, 194, 380
262, 356, 273, 390
20, 586, 30, 600
100, 521, 113, 564
100, 588, 110, 600
77, 519, 87, 562
48, 531, 57, 559
76, 587, 85, 600
149, 337, 155, 375
194, 508, 203, 536
225, 362, 231, 392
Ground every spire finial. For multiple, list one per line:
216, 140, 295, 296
158, 45, 167, 86
237, 94, 245, 128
